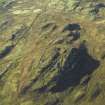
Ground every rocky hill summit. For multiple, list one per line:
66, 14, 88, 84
0, 0, 105, 105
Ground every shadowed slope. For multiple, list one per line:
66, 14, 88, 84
50, 43, 100, 92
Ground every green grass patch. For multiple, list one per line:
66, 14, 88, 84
0, 0, 6, 5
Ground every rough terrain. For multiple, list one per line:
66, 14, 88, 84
0, 0, 105, 105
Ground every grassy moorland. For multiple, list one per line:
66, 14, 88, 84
0, 0, 105, 105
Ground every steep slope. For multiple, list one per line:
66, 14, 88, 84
0, 0, 105, 105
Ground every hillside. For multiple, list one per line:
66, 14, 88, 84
0, 0, 105, 105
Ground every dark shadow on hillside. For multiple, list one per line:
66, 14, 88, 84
49, 42, 100, 93
0, 45, 14, 59
63, 23, 81, 32
95, 3, 105, 9
69, 31, 80, 43
63, 23, 81, 43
